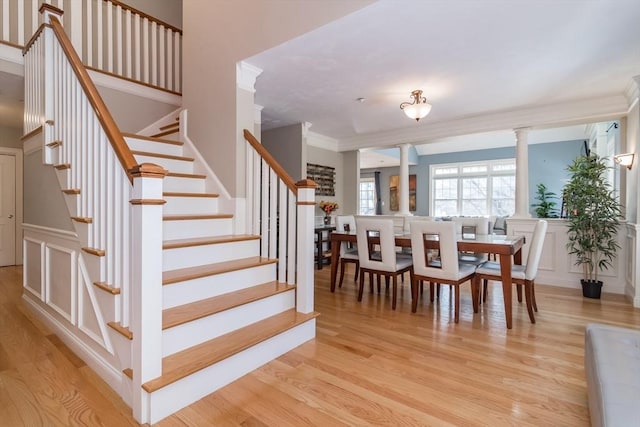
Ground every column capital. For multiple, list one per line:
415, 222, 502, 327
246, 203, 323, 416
236, 61, 263, 93
397, 142, 413, 149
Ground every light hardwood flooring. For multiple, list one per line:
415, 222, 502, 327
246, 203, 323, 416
2, 264, 640, 426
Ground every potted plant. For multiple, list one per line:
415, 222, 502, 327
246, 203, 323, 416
564, 154, 623, 299
531, 183, 559, 218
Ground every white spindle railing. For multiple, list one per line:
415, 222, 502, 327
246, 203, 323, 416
244, 130, 316, 314
1, 0, 182, 93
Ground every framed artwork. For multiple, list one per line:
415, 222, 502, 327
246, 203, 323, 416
389, 174, 416, 211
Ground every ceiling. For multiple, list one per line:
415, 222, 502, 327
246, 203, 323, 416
246, 0, 640, 157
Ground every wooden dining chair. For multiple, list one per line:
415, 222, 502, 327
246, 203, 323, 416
472, 219, 548, 324
410, 221, 477, 323
355, 217, 413, 310
336, 215, 359, 287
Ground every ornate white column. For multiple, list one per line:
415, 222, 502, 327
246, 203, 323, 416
514, 128, 531, 218
398, 143, 412, 216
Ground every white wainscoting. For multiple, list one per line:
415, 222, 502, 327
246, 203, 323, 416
22, 224, 123, 393
507, 218, 629, 297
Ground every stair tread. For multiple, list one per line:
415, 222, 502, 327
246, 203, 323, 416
163, 234, 259, 250
142, 309, 318, 392
108, 322, 133, 340
122, 132, 183, 146
131, 150, 194, 162
163, 192, 219, 198
162, 281, 296, 329
166, 172, 206, 179
163, 256, 276, 285
151, 128, 179, 138
159, 122, 180, 131
163, 214, 233, 221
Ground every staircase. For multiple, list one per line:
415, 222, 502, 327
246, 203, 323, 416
23, 7, 318, 424
116, 121, 318, 422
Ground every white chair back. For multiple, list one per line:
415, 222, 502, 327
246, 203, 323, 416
410, 221, 460, 280
452, 217, 490, 235
524, 220, 548, 280
336, 215, 357, 256
356, 217, 397, 273
403, 215, 434, 232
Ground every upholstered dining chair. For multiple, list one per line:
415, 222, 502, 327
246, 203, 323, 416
410, 221, 477, 323
472, 219, 548, 324
336, 215, 359, 288
355, 217, 413, 310
453, 217, 490, 265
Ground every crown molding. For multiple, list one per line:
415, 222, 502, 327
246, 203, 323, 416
625, 75, 640, 105
306, 130, 339, 152
236, 61, 263, 93
337, 95, 629, 152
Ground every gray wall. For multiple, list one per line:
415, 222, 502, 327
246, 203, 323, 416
362, 140, 584, 216
23, 149, 73, 231
96, 85, 180, 133
262, 124, 304, 181
0, 126, 22, 149
121, 0, 182, 29
342, 150, 360, 215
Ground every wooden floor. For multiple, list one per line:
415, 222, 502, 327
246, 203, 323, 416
2, 264, 640, 426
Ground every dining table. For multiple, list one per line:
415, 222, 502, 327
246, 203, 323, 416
329, 231, 525, 329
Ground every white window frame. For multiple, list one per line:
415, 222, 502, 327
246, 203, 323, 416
359, 177, 376, 215
430, 159, 516, 217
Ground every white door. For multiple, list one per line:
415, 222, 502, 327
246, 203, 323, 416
0, 154, 16, 266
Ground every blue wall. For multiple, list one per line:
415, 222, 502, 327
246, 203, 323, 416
362, 139, 584, 216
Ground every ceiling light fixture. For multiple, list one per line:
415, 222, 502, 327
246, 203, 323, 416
400, 90, 432, 122
614, 153, 635, 170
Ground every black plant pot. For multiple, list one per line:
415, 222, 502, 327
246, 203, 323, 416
581, 279, 603, 299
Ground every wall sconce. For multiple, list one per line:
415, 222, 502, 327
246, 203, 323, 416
614, 153, 635, 170
400, 90, 432, 122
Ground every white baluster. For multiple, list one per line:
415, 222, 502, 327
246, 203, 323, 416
17, 0, 24, 45
287, 191, 296, 284
269, 169, 277, 259
165, 29, 172, 91
245, 146, 254, 234
173, 31, 180, 92
150, 21, 157, 85
134, 13, 140, 80
142, 17, 149, 83
85, 0, 92, 66
158, 27, 165, 88
31, 0, 37, 38
115, 4, 122, 75
96, 0, 103, 69
278, 182, 287, 281
125, 8, 131, 78
260, 160, 268, 257
106, 1, 112, 72
252, 149, 260, 236
2, 0, 9, 42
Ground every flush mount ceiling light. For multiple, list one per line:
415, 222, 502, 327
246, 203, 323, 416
400, 90, 432, 122
614, 153, 635, 169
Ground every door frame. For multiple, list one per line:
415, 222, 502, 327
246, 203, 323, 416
0, 147, 23, 265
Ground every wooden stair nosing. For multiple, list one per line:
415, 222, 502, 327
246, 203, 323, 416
82, 247, 106, 257
163, 256, 277, 285
159, 122, 180, 131
162, 281, 296, 330
54, 163, 71, 170
62, 188, 80, 195
46, 140, 62, 148
123, 368, 133, 379
93, 282, 121, 295
107, 322, 133, 340
163, 192, 219, 198
131, 150, 194, 162
150, 128, 179, 138
163, 234, 260, 250
163, 214, 233, 221
142, 309, 318, 392
122, 132, 184, 146
166, 172, 206, 179
72, 216, 92, 224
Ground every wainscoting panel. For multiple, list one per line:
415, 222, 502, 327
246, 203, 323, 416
78, 256, 114, 353
23, 237, 44, 299
45, 243, 77, 324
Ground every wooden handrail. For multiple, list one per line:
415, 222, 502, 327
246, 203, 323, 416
48, 16, 138, 182
243, 129, 297, 195
108, 0, 183, 34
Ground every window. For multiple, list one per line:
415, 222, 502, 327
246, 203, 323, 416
359, 178, 376, 215
431, 159, 515, 217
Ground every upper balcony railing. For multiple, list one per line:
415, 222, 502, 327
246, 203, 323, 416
2, 0, 181, 94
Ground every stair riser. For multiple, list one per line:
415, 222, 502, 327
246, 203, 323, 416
162, 290, 295, 356
132, 154, 194, 174
164, 177, 205, 193
146, 319, 316, 424
125, 137, 183, 157
163, 239, 259, 271
62, 193, 80, 217
163, 196, 218, 216
163, 263, 276, 308
163, 218, 233, 240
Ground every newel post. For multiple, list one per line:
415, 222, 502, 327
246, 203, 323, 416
295, 179, 317, 314
129, 163, 166, 423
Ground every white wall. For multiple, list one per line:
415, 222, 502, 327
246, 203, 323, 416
181, 0, 374, 197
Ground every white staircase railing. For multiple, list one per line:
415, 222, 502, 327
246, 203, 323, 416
244, 129, 316, 313
24, 5, 165, 421
3, 0, 181, 93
